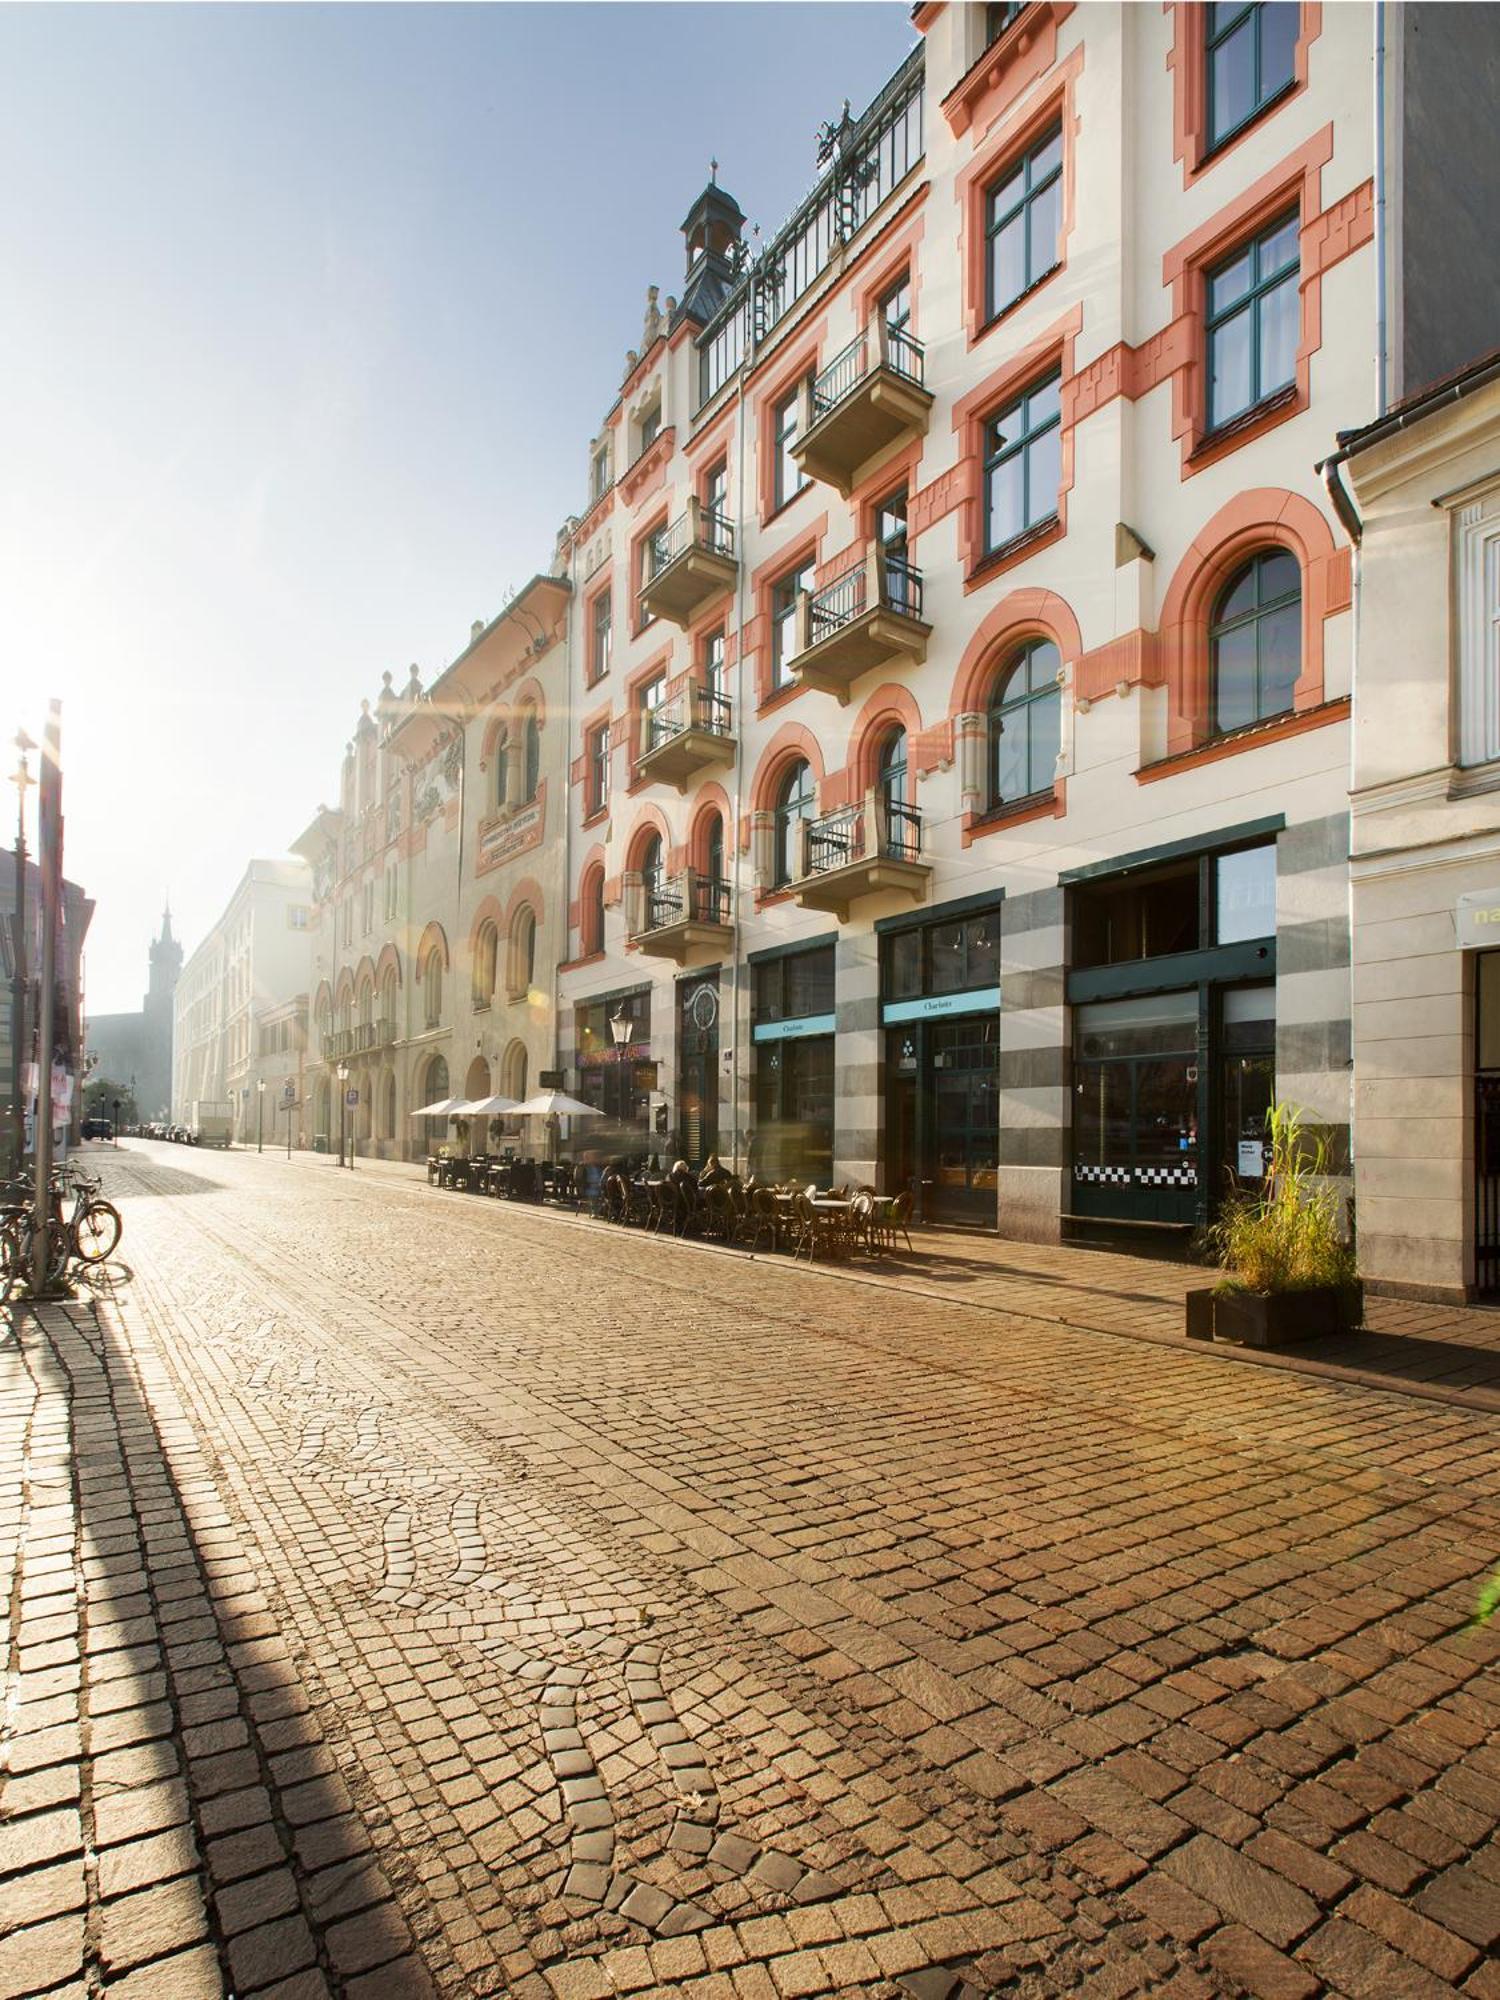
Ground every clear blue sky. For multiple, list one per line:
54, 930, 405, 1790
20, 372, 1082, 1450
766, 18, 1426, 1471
1, 1, 915, 1014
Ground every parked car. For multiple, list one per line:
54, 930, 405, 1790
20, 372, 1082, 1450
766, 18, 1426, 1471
81, 1116, 113, 1140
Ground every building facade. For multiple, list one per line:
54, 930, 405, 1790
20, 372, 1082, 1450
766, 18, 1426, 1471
1343, 354, 1500, 1301
293, 578, 571, 1161
171, 859, 313, 1137
86, 906, 182, 1123
547, 0, 1458, 1239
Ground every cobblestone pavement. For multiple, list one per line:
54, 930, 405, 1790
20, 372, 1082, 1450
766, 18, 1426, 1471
3, 1143, 1500, 2000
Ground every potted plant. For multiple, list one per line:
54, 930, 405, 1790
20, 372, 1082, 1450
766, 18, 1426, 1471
1187, 1103, 1360, 1349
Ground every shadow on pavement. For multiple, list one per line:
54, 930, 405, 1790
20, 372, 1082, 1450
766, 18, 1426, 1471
0, 1297, 432, 1994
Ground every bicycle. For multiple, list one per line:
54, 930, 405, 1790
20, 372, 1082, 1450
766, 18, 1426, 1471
0, 1164, 123, 1295
55, 1164, 123, 1265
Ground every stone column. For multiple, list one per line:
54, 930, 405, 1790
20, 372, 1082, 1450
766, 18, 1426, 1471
996, 885, 1069, 1242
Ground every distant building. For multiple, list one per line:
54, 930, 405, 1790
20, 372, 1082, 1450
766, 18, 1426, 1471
172, 860, 314, 1140
1, 848, 93, 1156
86, 905, 182, 1121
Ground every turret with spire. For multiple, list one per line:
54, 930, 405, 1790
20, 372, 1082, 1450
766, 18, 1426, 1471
147, 900, 182, 1011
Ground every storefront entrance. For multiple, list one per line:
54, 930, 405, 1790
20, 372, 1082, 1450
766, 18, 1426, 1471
886, 1015, 999, 1223
1476, 951, 1500, 1295
676, 972, 720, 1168
880, 899, 1002, 1225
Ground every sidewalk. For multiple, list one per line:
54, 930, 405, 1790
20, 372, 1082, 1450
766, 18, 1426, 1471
283, 1146, 1500, 1418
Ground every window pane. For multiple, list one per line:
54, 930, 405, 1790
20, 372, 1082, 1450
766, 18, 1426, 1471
1259, 549, 1299, 604
990, 161, 1026, 221
929, 922, 969, 995
994, 710, 1029, 802
1214, 622, 1258, 731
1028, 176, 1062, 283
1260, 213, 1300, 277
1257, 597, 1300, 715
786, 944, 834, 1017
1077, 990, 1199, 1057
1261, 2, 1299, 95
1028, 374, 1062, 429
1032, 127, 1062, 182
1211, 16, 1256, 140
1258, 273, 1298, 395
1209, 311, 1252, 427
1209, 248, 1253, 317
1216, 845, 1277, 944
1027, 686, 1061, 791
1026, 423, 1061, 526
989, 212, 1026, 313
886, 929, 921, 1001
987, 452, 1024, 549
1026, 639, 1060, 696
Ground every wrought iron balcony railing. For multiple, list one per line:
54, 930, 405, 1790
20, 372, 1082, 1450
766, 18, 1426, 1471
641, 872, 732, 935
803, 796, 922, 879
811, 322, 925, 421
807, 551, 923, 643
646, 684, 732, 754
650, 504, 735, 573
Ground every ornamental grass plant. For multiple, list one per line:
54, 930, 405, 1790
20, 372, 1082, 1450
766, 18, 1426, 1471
1212, 1101, 1356, 1295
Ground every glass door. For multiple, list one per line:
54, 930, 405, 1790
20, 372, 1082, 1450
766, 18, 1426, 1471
676, 974, 720, 1168
1219, 984, 1275, 1202
1072, 992, 1200, 1223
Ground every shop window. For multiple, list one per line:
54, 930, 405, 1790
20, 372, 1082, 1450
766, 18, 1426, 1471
1073, 991, 1200, 1200
1207, 213, 1299, 432
983, 372, 1062, 555
985, 125, 1062, 322
1073, 864, 1200, 969
1210, 549, 1300, 733
1207, 2, 1298, 153
772, 760, 816, 886
753, 943, 835, 1025
1215, 844, 1276, 943
753, 1035, 834, 1186
884, 910, 1000, 1003
988, 638, 1061, 808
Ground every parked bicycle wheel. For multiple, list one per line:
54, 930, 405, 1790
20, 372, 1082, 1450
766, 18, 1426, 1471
2, 1209, 68, 1290
72, 1200, 122, 1265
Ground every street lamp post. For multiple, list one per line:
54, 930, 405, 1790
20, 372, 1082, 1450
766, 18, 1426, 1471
336, 1061, 348, 1169
9, 731, 35, 1180
257, 1077, 265, 1154
609, 1005, 631, 1131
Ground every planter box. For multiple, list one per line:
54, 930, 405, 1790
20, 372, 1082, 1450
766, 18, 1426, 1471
1186, 1283, 1363, 1349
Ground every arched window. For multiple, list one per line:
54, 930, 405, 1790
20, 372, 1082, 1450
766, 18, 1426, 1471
422, 949, 443, 1028
357, 981, 373, 1030
379, 970, 397, 1034
877, 728, 909, 815
509, 907, 537, 999
700, 812, 725, 922
774, 760, 816, 887
523, 714, 541, 802
380, 1069, 396, 1141
988, 638, 1061, 807
473, 922, 498, 1007
501, 1040, 528, 1103
492, 729, 510, 812
1210, 550, 1300, 734
582, 867, 606, 957
638, 834, 663, 904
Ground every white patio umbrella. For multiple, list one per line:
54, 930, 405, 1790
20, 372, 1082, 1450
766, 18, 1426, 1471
449, 1094, 521, 1116
511, 1089, 602, 1118
409, 1097, 467, 1119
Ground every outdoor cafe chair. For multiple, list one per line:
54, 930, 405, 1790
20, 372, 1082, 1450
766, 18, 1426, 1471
746, 1185, 779, 1254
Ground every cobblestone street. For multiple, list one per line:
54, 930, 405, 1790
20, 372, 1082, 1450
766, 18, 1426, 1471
4, 1142, 1500, 1999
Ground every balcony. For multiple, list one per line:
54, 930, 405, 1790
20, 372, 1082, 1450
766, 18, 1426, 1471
792, 324, 932, 497
630, 870, 734, 964
636, 499, 738, 628
375, 1016, 397, 1048
792, 793, 931, 920
635, 683, 736, 792
789, 547, 931, 703
321, 1027, 354, 1061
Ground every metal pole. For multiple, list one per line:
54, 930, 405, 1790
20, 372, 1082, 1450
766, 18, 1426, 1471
10, 738, 31, 1181
257, 1084, 264, 1153
31, 702, 61, 1292
286, 1103, 292, 1160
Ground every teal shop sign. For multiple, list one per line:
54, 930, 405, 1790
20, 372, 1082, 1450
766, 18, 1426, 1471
752, 1012, 837, 1044
882, 986, 1001, 1025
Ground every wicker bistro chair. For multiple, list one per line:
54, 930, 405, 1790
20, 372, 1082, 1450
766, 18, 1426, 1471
888, 1188, 915, 1255
791, 1191, 844, 1263
746, 1185, 780, 1254
850, 1191, 877, 1257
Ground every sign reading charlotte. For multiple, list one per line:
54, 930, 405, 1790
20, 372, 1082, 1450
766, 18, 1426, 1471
1457, 888, 1500, 950
477, 789, 545, 875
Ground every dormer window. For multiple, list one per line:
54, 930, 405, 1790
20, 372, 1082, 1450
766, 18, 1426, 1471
590, 443, 611, 503
637, 397, 662, 457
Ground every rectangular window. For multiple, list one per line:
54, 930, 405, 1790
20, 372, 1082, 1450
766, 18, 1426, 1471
773, 387, 806, 511
1215, 844, 1276, 944
586, 721, 610, 815
1073, 864, 1201, 969
882, 912, 1001, 1002
638, 672, 666, 751
770, 565, 811, 688
1206, 212, 1299, 431
590, 589, 612, 683
638, 399, 661, 454
362, 884, 373, 935
983, 371, 1062, 555
384, 867, 397, 919
987, 0, 1024, 45
589, 443, 610, 503
1207, 1, 1299, 152
703, 628, 728, 708
287, 906, 309, 931
637, 532, 660, 628
1458, 496, 1500, 767
985, 125, 1062, 321
881, 276, 911, 334
753, 943, 836, 1024
705, 459, 729, 526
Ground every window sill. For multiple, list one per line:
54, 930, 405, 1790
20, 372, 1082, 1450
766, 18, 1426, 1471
965, 787, 1063, 840
1189, 385, 1300, 472
581, 805, 609, 830
472, 1000, 492, 1014
1138, 697, 1350, 783
965, 513, 1062, 592
977, 262, 1063, 346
